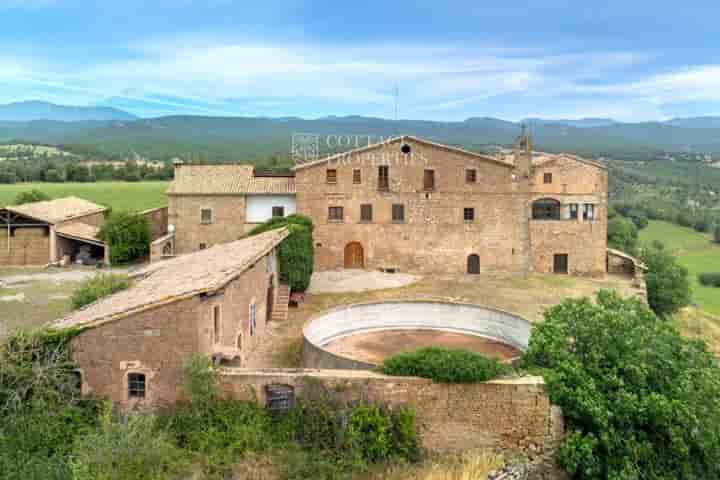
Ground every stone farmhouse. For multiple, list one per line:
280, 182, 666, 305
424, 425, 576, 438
0, 196, 109, 266
55, 227, 288, 409
164, 133, 610, 277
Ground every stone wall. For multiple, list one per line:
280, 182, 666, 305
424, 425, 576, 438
0, 226, 50, 265
140, 206, 169, 241
168, 195, 247, 255
219, 368, 563, 460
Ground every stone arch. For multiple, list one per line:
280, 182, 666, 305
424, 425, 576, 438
532, 198, 561, 220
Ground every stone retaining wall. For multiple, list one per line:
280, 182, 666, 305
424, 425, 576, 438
219, 368, 563, 462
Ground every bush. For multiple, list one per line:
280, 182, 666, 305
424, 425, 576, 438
640, 244, 691, 317
247, 214, 314, 292
14, 189, 50, 205
523, 290, 720, 480
71, 273, 130, 309
607, 216, 638, 255
380, 347, 508, 383
698, 272, 720, 287
626, 208, 648, 230
70, 408, 189, 480
714, 225, 720, 244
97, 210, 151, 264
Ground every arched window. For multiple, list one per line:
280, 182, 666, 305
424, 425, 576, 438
467, 254, 480, 274
163, 242, 173, 256
532, 198, 561, 220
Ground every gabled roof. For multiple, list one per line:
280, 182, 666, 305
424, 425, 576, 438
531, 152, 607, 171
291, 135, 514, 171
54, 227, 289, 330
6, 197, 106, 225
167, 164, 296, 195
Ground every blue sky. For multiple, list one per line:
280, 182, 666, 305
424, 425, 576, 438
1, 0, 719, 121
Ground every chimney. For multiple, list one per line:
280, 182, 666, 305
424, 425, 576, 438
514, 125, 533, 179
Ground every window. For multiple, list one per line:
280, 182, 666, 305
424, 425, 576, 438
250, 302, 257, 336
271, 206, 285, 218
326, 169, 337, 183
464, 207, 475, 222
328, 206, 344, 222
544, 173, 553, 184
213, 306, 221, 343
378, 165, 389, 190
583, 204, 595, 221
236, 334, 243, 350
569, 203, 579, 220
353, 169, 361, 184
531, 198, 561, 220
162, 242, 173, 256
467, 254, 480, 274
400, 144, 411, 154
392, 204, 405, 223
127, 373, 146, 399
423, 169, 435, 191
201, 208, 212, 224
466, 169, 477, 183
360, 204, 373, 222
266, 384, 295, 414
199, 243, 207, 250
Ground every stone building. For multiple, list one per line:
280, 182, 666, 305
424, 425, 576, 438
166, 133, 608, 277
54, 227, 288, 409
0, 196, 109, 266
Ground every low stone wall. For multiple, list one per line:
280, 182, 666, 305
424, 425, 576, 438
140, 206, 169, 241
219, 368, 563, 461
302, 300, 531, 369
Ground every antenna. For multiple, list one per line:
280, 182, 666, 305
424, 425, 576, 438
393, 84, 399, 137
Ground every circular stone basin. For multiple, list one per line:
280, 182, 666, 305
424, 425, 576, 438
302, 301, 531, 370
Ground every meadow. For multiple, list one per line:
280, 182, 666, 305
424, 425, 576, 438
0, 181, 169, 211
639, 220, 720, 315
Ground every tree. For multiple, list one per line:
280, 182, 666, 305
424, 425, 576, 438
97, 211, 150, 264
523, 290, 720, 480
14, 189, 50, 205
71, 274, 130, 309
44, 168, 65, 182
607, 216, 638, 255
641, 244, 691, 317
714, 224, 720, 244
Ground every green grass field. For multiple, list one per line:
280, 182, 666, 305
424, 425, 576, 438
0, 181, 169, 211
640, 220, 720, 315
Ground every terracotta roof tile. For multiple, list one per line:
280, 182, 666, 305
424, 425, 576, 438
7, 197, 106, 224
167, 164, 255, 195
54, 227, 289, 329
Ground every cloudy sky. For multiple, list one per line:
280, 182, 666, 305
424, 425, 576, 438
1, 0, 719, 121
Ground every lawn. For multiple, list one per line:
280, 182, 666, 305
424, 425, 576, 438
0, 181, 169, 211
640, 220, 720, 317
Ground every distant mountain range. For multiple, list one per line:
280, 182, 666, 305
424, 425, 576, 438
0, 101, 138, 122
1, 101, 720, 161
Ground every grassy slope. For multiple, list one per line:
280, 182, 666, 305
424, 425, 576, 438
0, 181, 169, 211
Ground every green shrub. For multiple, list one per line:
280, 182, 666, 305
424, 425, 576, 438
97, 210, 151, 264
14, 189, 50, 205
247, 214, 314, 292
714, 225, 720, 244
380, 347, 508, 383
640, 243, 691, 317
70, 407, 189, 480
698, 272, 720, 287
523, 290, 720, 480
607, 216, 638, 255
71, 273, 130, 310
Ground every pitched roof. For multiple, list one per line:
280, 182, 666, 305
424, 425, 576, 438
530, 152, 607, 170
54, 227, 289, 329
55, 222, 104, 245
167, 164, 296, 195
292, 135, 514, 171
7, 197, 106, 224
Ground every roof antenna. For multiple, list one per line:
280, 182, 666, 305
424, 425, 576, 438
394, 83, 399, 136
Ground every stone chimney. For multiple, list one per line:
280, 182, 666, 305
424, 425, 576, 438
514, 125, 533, 179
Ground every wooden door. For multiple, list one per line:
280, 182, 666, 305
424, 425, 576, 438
467, 254, 480, 274
344, 242, 364, 269
266, 276, 274, 322
553, 254, 569, 274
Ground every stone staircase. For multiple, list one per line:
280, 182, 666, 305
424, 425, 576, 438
271, 283, 291, 322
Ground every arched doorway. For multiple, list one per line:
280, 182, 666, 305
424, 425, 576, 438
467, 254, 480, 274
344, 242, 364, 269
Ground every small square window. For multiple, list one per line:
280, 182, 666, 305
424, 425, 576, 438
543, 173, 553, 184
326, 169, 337, 184
464, 208, 475, 222
392, 204, 405, 223
199, 243, 207, 250
272, 206, 285, 218
466, 169, 477, 183
353, 169, 362, 184
201, 208, 212, 224
128, 373, 146, 399
360, 204, 373, 222
328, 206, 344, 222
